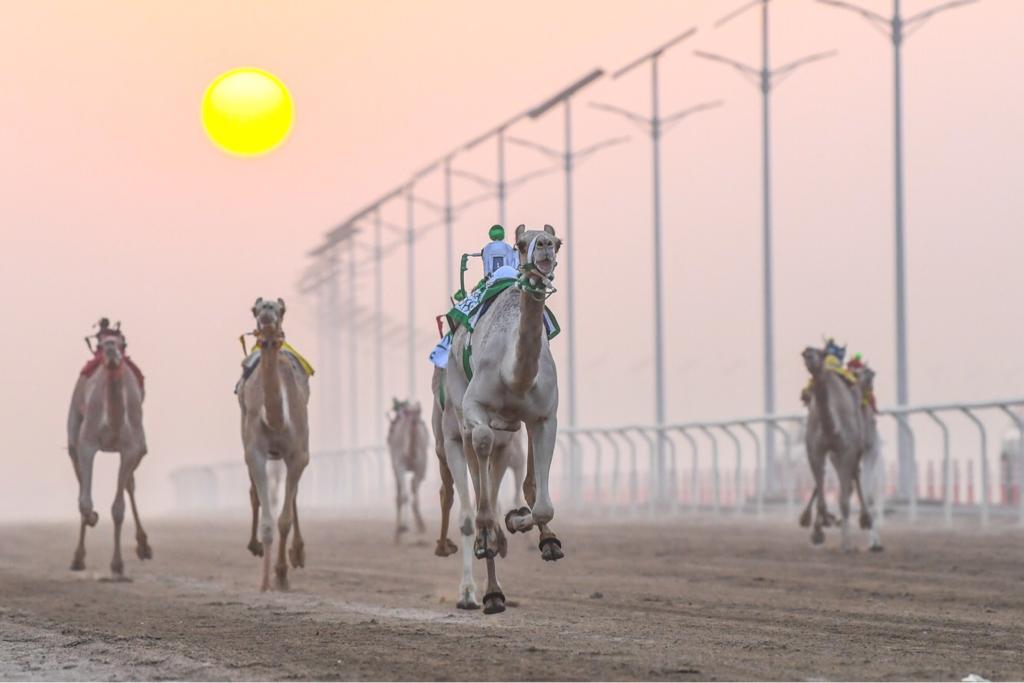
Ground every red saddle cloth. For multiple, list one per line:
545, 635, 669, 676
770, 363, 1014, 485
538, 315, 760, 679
80, 352, 145, 389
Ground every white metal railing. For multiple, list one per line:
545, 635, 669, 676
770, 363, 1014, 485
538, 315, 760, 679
170, 397, 1024, 528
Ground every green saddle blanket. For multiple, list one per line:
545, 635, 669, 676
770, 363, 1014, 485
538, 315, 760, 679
446, 277, 560, 339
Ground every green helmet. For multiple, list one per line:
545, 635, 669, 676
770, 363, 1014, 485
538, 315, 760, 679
488, 224, 505, 241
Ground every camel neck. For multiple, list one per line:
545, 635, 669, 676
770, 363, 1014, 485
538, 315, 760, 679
508, 289, 546, 392
261, 344, 287, 431
106, 367, 125, 434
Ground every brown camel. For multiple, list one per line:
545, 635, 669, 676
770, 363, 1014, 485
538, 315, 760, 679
238, 298, 311, 591
66, 319, 152, 578
387, 399, 429, 543
799, 346, 867, 550
442, 224, 563, 615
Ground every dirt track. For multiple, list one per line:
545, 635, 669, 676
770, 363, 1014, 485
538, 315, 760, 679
1, 513, 1022, 681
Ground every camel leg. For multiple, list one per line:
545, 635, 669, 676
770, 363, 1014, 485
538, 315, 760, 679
854, 468, 883, 551
289, 493, 305, 568
860, 447, 884, 552
125, 471, 152, 560
525, 418, 563, 561
799, 485, 818, 528
434, 453, 458, 557
274, 457, 304, 591
108, 453, 134, 580
246, 476, 263, 556
464, 405, 500, 559
510, 444, 526, 510
809, 449, 827, 546
444, 430, 479, 610
71, 444, 98, 570
838, 456, 856, 552
393, 465, 409, 543
411, 467, 426, 534
245, 449, 275, 592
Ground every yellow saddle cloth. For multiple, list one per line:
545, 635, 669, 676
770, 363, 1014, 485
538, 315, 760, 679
823, 354, 857, 385
254, 341, 315, 377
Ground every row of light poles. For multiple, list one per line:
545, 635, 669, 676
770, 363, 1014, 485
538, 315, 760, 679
302, 0, 978, 503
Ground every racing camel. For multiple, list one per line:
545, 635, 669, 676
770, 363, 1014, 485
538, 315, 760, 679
67, 319, 152, 578
238, 298, 312, 591
387, 399, 429, 543
442, 224, 563, 615
799, 345, 868, 550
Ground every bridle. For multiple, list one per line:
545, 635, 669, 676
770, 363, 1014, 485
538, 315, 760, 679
517, 234, 558, 302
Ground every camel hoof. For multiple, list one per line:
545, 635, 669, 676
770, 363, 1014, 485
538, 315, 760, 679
869, 543, 885, 553
456, 597, 480, 610
136, 542, 153, 561
247, 540, 263, 557
504, 507, 531, 534
799, 510, 812, 528
811, 528, 825, 545
435, 538, 458, 557
275, 575, 289, 592
482, 591, 506, 615
823, 513, 838, 527
288, 543, 305, 569
70, 556, 86, 571
859, 512, 872, 530
539, 536, 563, 562
474, 529, 499, 560
86, 511, 99, 527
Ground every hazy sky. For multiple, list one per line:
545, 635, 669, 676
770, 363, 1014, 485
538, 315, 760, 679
2, 1, 1021, 521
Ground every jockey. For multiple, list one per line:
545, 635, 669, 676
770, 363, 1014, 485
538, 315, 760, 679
481, 224, 519, 276
824, 338, 846, 364
847, 352, 865, 371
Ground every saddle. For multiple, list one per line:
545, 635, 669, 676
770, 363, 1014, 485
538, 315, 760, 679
80, 351, 145, 389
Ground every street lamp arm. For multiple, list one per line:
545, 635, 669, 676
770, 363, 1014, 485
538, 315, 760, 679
377, 218, 405, 235
904, 0, 979, 32
453, 189, 497, 213
506, 163, 562, 191
770, 49, 838, 87
714, 0, 763, 28
693, 50, 762, 88
662, 100, 725, 129
409, 194, 445, 214
506, 136, 562, 159
816, 0, 891, 33
576, 135, 631, 161
449, 167, 495, 189
589, 101, 652, 134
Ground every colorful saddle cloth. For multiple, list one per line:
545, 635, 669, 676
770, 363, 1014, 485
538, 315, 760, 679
444, 268, 560, 340
823, 354, 858, 385
235, 342, 314, 394
80, 352, 145, 389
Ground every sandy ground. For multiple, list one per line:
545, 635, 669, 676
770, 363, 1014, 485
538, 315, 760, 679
1, 512, 1022, 681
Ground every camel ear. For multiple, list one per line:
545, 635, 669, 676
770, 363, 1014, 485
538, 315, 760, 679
277, 298, 286, 316
252, 297, 263, 317
543, 224, 555, 236
515, 224, 526, 243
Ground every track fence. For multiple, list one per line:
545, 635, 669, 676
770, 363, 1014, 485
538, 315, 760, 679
171, 398, 1024, 528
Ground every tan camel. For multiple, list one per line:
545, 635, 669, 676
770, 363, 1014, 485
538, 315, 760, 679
238, 298, 311, 591
66, 320, 152, 578
798, 346, 866, 551
442, 224, 563, 615
387, 399, 429, 542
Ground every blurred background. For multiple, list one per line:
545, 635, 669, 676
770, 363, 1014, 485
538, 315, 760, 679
1, 0, 1021, 522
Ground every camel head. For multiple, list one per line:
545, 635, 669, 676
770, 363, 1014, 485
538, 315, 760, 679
802, 346, 825, 377
252, 297, 286, 347
515, 224, 561, 280
97, 329, 126, 370
856, 364, 876, 393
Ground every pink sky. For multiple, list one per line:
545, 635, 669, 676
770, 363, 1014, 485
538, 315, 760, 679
1, 1, 1021, 520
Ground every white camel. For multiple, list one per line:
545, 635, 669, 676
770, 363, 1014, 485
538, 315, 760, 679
238, 297, 311, 591
387, 399, 429, 543
442, 224, 563, 615
66, 319, 152, 578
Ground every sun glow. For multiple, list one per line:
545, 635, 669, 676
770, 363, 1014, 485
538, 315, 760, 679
201, 67, 293, 157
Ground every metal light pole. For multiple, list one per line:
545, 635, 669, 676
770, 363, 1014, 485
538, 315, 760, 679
592, 27, 722, 505
374, 207, 384, 448
817, 0, 979, 498
406, 184, 416, 399
516, 69, 605, 505
697, 0, 835, 496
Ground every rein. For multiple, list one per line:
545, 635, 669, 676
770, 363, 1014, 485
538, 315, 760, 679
239, 328, 284, 356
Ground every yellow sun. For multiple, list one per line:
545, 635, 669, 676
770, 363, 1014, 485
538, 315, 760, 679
201, 67, 293, 157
